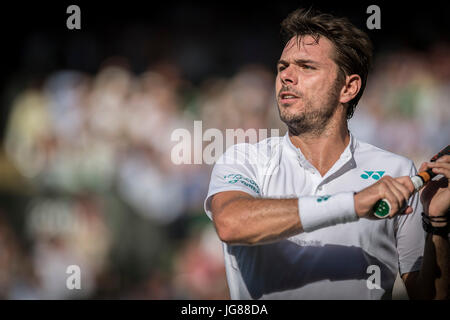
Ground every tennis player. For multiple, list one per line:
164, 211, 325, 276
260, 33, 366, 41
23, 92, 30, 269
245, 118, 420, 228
204, 8, 449, 299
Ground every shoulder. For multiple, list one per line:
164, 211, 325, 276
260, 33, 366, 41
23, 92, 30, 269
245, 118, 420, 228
354, 138, 415, 174
217, 135, 284, 166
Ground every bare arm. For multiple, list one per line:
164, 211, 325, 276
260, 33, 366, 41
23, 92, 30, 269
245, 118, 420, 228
211, 191, 301, 245
211, 176, 419, 246
402, 233, 449, 300
402, 157, 450, 300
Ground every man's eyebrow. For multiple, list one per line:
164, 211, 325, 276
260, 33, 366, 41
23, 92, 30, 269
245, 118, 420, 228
294, 59, 318, 66
277, 59, 319, 67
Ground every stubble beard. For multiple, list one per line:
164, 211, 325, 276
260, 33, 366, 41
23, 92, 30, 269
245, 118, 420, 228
278, 83, 341, 137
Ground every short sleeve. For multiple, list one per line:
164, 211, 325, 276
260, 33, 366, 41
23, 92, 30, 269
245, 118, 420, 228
204, 143, 261, 220
394, 161, 425, 276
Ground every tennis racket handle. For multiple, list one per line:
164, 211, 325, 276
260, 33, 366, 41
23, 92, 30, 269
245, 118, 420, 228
373, 176, 424, 218
372, 145, 448, 218
373, 199, 391, 218
373, 198, 413, 218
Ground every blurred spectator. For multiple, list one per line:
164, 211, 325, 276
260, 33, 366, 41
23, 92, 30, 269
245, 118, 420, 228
172, 225, 229, 299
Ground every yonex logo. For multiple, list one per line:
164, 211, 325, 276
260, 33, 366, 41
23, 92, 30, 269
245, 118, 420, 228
316, 195, 331, 203
360, 171, 385, 180
223, 174, 260, 194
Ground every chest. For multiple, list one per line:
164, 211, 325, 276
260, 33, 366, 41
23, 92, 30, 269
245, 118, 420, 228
259, 156, 382, 199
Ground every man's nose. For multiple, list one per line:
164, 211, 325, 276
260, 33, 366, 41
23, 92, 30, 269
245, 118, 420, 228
280, 67, 297, 85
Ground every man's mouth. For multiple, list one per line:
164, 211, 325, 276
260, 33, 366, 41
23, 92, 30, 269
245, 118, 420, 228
279, 92, 299, 103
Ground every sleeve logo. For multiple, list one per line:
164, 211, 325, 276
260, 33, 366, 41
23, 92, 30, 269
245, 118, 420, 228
223, 174, 260, 194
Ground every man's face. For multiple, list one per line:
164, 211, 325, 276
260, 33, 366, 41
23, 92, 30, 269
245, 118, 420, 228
276, 35, 343, 135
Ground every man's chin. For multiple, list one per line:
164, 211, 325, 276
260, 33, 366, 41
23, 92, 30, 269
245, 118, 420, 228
278, 104, 305, 119
279, 100, 300, 108
279, 112, 305, 125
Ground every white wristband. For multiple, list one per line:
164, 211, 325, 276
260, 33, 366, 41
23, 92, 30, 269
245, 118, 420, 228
298, 192, 359, 232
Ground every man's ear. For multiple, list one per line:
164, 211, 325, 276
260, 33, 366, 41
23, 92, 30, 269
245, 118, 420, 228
339, 74, 361, 104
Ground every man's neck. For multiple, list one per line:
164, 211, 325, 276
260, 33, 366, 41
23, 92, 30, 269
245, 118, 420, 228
289, 116, 350, 177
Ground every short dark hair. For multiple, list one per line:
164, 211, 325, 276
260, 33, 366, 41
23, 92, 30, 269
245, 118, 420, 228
280, 8, 373, 119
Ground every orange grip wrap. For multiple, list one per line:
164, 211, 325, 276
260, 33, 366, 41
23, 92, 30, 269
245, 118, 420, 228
418, 171, 431, 183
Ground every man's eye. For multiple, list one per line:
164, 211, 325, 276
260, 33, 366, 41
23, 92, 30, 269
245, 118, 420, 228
303, 65, 315, 70
278, 66, 286, 72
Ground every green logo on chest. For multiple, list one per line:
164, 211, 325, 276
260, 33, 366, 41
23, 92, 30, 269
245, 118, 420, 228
360, 171, 385, 180
316, 195, 331, 202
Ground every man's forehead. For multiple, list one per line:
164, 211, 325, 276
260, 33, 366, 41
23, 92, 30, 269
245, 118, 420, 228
281, 35, 335, 62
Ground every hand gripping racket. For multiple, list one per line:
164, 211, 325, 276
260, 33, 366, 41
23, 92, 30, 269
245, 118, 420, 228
373, 145, 450, 218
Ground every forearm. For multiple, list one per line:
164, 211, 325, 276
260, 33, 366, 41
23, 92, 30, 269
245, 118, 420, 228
213, 191, 357, 245
214, 197, 301, 245
414, 234, 449, 299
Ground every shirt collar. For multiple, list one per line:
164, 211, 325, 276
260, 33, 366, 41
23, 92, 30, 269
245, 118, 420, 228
283, 131, 357, 176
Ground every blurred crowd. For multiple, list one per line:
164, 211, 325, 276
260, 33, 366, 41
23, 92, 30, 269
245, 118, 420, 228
0, 41, 449, 299
349, 44, 450, 163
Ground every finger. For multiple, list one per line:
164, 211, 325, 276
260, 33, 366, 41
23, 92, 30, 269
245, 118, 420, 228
393, 205, 413, 216
383, 179, 409, 215
404, 206, 413, 215
383, 176, 410, 203
395, 176, 415, 193
386, 204, 413, 217
436, 155, 450, 163
391, 178, 413, 202
377, 180, 402, 218
427, 161, 450, 170
418, 162, 428, 172
384, 190, 401, 219
431, 167, 450, 179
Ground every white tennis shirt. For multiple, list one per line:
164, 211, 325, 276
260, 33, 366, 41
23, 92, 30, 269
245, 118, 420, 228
204, 132, 425, 299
